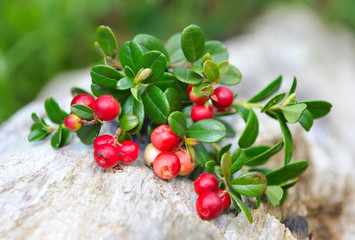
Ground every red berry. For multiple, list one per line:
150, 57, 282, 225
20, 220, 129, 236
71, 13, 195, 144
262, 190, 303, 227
64, 114, 82, 131
117, 140, 140, 163
194, 173, 219, 195
196, 191, 223, 220
143, 143, 161, 168
189, 91, 208, 105
216, 189, 231, 212
151, 125, 179, 151
187, 84, 193, 96
94, 144, 120, 168
93, 135, 114, 149
212, 87, 234, 109
175, 149, 195, 176
153, 152, 181, 180
191, 105, 213, 122
94, 95, 120, 121
71, 93, 95, 110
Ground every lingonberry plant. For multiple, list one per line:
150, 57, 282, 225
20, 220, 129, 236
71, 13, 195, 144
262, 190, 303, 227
28, 24, 332, 222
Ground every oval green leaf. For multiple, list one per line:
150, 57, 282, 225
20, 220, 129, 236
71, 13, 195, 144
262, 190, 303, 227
165, 88, 182, 113
221, 153, 232, 183
261, 93, 286, 113
265, 186, 284, 207
249, 75, 282, 103
181, 25, 205, 63
71, 104, 94, 120
231, 148, 246, 174
134, 34, 169, 61
76, 123, 101, 145
168, 111, 187, 137
200, 40, 229, 63
117, 76, 135, 90
138, 51, 167, 83
218, 61, 230, 75
91, 83, 130, 101
166, 33, 184, 63
95, 25, 117, 56
265, 161, 308, 185
219, 65, 242, 86
60, 128, 71, 147
91, 65, 124, 89
51, 125, 63, 148
194, 143, 210, 168
119, 41, 144, 74
245, 141, 284, 166
28, 128, 50, 142
173, 67, 203, 84
142, 85, 170, 124
154, 72, 176, 91
121, 95, 145, 134
120, 114, 139, 132
187, 119, 226, 143
44, 97, 67, 124
238, 109, 259, 148
217, 144, 232, 163
230, 172, 267, 197
203, 60, 219, 81
298, 109, 314, 131
228, 192, 253, 223
205, 160, 216, 173
282, 103, 307, 123
288, 77, 297, 95
276, 112, 293, 165
300, 100, 332, 119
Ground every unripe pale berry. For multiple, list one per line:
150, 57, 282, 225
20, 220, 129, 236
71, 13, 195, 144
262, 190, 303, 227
151, 125, 179, 152
212, 87, 234, 109
64, 114, 82, 131
117, 140, 140, 163
216, 189, 231, 212
94, 144, 120, 168
143, 143, 161, 168
191, 105, 213, 122
175, 149, 195, 176
196, 191, 224, 220
94, 95, 120, 121
93, 135, 114, 149
194, 173, 219, 195
71, 93, 95, 110
153, 152, 181, 180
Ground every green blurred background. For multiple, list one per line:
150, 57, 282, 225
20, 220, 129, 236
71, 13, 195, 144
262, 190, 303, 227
0, 0, 354, 123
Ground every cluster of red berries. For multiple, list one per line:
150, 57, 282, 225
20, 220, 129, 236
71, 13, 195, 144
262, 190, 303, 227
187, 84, 234, 122
143, 124, 196, 179
194, 173, 231, 220
64, 94, 120, 131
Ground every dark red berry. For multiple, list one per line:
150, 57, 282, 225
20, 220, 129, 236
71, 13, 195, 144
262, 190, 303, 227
64, 114, 82, 131
216, 189, 231, 212
93, 135, 114, 149
153, 152, 181, 180
196, 191, 223, 220
191, 105, 213, 122
194, 173, 219, 195
71, 93, 95, 110
117, 140, 140, 163
94, 144, 120, 168
175, 149, 195, 176
151, 125, 179, 151
94, 95, 120, 121
212, 87, 234, 109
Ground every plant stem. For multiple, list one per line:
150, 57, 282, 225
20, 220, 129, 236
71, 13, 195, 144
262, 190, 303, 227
211, 143, 221, 152
214, 168, 229, 192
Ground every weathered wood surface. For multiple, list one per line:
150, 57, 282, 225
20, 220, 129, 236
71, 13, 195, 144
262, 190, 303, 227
1, 5, 355, 240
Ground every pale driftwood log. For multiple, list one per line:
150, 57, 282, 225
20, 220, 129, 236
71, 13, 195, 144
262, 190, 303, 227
1, 5, 355, 240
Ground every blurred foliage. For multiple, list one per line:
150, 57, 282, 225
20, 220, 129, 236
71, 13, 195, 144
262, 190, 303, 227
0, 0, 354, 123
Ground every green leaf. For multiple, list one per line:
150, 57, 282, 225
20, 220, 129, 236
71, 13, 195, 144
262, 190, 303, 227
130, 85, 140, 102
300, 100, 332, 119
28, 128, 50, 142
166, 33, 184, 63
121, 95, 145, 134
201, 53, 212, 65
134, 34, 170, 61
216, 119, 236, 138
118, 131, 133, 143
275, 112, 293, 165
168, 111, 187, 137
231, 149, 246, 174
298, 109, 314, 131
203, 60, 219, 81
173, 67, 203, 84
221, 153, 232, 183
217, 144, 232, 163
261, 93, 286, 113
154, 72, 176, 91
91, 83, 130, 101
201, 41, 229, 63
31, 113, 47, 128
142, 85, 169, 124
245, 141, 284, 166
164, 88, 182, 113
194, 143, 210, 168
191, 65, 203, 74
71, 87, 92, 97
279, 178, 298, 189
288, 77, 297, 95
282, 103, 307, 124
71, 104, 94, 120
124, 66, 135, 78
218, 61, 230, 75
60, 128, 71, 147
76, 123, 101, 145
95, 25, 117, 56
230, 172, 267, 197
119, 41, 144, 74
249, 75, 282, 103
205, 160, 216, 173
192, 81, 212, 97
229, 192, 253, 223
120, 114, 139, 132
117, 76, 135, 90
181, 25, 205, 63
265, 186, 283, 207
51, 125, 63, 148
187, 119, 226, 143
138, 51, 167, 83
91, 65, 124, 89
44, 98, 66, 124
265, 161, 308, 185
219, 65, 242, 86
236, 106, 249, 122
238, 109, 258, 148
